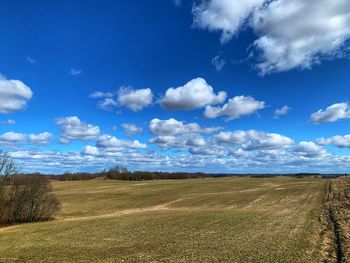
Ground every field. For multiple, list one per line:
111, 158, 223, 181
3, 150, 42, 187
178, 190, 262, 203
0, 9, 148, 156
0, 177, 331, 262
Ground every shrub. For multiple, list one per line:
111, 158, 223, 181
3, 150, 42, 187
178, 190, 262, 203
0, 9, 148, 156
0, 154, 60, 224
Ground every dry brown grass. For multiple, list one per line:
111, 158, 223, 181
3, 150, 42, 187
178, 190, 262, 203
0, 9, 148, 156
0, 176, 328, 262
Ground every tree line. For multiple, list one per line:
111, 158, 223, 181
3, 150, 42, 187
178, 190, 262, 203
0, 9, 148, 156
44, 166, 344, 181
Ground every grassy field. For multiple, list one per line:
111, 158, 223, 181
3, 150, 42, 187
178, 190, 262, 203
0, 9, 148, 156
0, 177, 328, 262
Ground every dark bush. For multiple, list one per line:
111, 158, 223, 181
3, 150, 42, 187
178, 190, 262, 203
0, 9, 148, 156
0, 154, 60, 224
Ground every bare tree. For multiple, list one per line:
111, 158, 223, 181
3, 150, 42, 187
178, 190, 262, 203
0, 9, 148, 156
0, 153, 17, 190
0, 154, 60, 224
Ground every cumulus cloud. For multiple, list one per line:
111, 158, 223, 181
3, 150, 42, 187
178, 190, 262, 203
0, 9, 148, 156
90, 87, 153, 112
28, 132, 53, 145
97, 98, 119, 111
83, 145, 100, 156
96, 134, 147, 151
149, 118, 219, 135
294, 141, 328, 158
82, 133, 147, 157
310, 102, 350, 124
0, 131, 53, 146
149, 134, 207, 149
193, 0, 265, 43
7, 149, 188, 174
186, 135, 207, 147
89, 91, 118, 112
149, 118, 219, 149
122, 123, 143, 137
90, 88, 153, 112
274, 105, 291, 119
215, 130, 253, 144
4, 130, 349, 174
193, 0, 350, 74
252, 0, 350, 74
11, 146, 344, 174
242, 133, 293, 151
316, 134, 350, 148
214, 130, 293, 150
117, 87, 153, 112
56, 116, 100, 144
2, 119, 16, 125
83, 146, 99, 156
0, 75, 33, 114
160, 78, 226, 110
189, 145, 225, 156
204, 96, 265, 121
0, 132, 26, 145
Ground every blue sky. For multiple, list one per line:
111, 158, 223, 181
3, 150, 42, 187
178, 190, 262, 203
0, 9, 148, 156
1, 0, 350, 173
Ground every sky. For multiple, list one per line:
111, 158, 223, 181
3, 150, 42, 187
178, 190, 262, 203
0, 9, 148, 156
1, 0, 350, 174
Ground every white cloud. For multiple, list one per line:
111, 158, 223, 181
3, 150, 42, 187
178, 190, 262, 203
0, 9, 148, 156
96, 134, 147, 151
28, 132, 53, 145
215, 130, 252, 144
122, 123, 143, 137
0, 131, 53, 146
149, 118, 218, 135
214, 130, 293, 150
6, 149, 178, 174
193, 0, 266, 43
252, 0, 350, 74
186, 135, 206, 147
193, 0, 350, 74
274, 105, 291, 119
160, 78, 226, 110
204, 96, 265, 120
0, 132, 26, 145
149, 118, 219, 149
89, 91, 114, 98
89, 91, 118, 112
90, 88, 153, 112
5, 132, 350, 174
0, 75, 33, 114
189, 146, 225, 156
2, 119, 16, 125
294, 141, 328, 158
316, 134, 350, 148
83, 145, 100, 156
117, 87, 153, 112
310, 102, 350, 124
97, 98, 119, 111
70, 68, 83, 76
149, 134, 207, 149
56, 116, 100, 144
242, 133, 293, 151
212, 53, 226, 71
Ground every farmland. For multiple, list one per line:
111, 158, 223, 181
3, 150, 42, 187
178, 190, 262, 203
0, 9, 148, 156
0, 176, 342, 262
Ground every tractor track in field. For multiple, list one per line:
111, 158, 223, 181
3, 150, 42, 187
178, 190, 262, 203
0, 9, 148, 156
321, 178, 350, 263
61, 197, 189, 222
326, 182, 343, 263
62, 204, 173, 222
0, 201, 184, 232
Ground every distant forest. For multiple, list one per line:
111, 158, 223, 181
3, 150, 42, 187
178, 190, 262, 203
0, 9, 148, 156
22, 166, 348, 181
